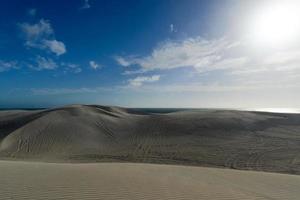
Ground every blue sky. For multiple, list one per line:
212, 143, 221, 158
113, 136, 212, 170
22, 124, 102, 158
0, 0, 300, 108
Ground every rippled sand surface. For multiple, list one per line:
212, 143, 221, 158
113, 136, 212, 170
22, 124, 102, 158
0, 161, 300, 200
1, 105, 300, 174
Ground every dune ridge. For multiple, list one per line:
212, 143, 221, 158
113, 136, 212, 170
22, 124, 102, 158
1, 104, 300, 174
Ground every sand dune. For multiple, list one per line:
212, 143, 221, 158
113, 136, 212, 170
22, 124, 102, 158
1, 104, 300, 174
0, 161, 299, 200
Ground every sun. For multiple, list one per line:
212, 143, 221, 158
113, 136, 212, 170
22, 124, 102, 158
250, 1, 300, 47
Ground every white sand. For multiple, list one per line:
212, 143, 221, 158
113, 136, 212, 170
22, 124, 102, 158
0, 161, 299, 200
1, 105, 300, 174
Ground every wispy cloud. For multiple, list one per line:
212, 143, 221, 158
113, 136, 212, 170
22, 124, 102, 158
114, 56, 131, 67
89, 60, 101, 70
128, 75, 160, 87
115, 37, 240, 72
170, 24, 177, 33
112, 34, 300, 95
61, 62, 82, 74
2, 58, 83, 73
27, 8, 37, 16
29, 60, 83, 73
19, 19, 53, 43
122, 69, 148, 75
80, 0, 91, 9
19, 19, 66, 56
0, 60, 19, 72
116, 36, 300, 77
33, 56, 58, 70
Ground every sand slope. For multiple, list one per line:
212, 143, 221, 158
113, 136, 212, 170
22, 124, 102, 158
1, 104, 300, 174
0, 161, 299, 200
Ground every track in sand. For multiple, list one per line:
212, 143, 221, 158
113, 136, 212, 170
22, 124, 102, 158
1, 104, 300, 174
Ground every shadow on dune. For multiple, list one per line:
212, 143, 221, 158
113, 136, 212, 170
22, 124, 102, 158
0, 104, 300, 175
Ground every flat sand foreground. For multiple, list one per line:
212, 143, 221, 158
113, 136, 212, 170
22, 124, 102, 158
0, 161, 299, 200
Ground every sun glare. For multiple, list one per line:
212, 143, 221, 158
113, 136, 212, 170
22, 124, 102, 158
251, 1, 300, 47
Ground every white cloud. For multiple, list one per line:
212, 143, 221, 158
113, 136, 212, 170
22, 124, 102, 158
113, 35, 300, 94
80, 0, 91, 9
122, 69, 148, 75
43, 40, 66, 56
116, 36, 300, 76
116, 37, 240, 72
114, 56, 131, 67
19, 19, 53, 42
89, 60, 101, 70
170, 24, 176, 33
128, 75, 160, 87
170, 24, 174, 32
19, 19, 66, 56
35, 56, 58, 70
0, 61, 19, 72
197, 57, 249, 73
61, 62, 82, 73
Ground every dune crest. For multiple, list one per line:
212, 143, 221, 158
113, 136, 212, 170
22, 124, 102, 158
1, 104, 300, 175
